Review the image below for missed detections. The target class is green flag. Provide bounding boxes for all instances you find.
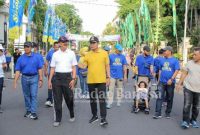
[135,10,142,44]
[170,0,177,37]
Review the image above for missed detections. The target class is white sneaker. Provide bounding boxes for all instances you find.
[81,95,86,99]
[117,102,121,107]
[53,122,60,127]
[69,117,75,122]
[45,101,53,107]
[86,94,90,99]
[0,106,3,113]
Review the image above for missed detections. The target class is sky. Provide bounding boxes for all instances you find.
[47,0,119,35]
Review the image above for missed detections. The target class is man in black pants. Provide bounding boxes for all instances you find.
[48,36,77,127]
[78,36,110,126]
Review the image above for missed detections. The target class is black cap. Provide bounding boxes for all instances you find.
[24,42,32,47]
[163,46,173,52]
[143,45,150,52]
[159,49,164,54]
[58,36,69,43]
[32,42,38,48]
[89,36,99,43]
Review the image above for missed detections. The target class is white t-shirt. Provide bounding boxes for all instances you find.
[0,55,6,78]
[137,88,148,93]
[51,49,77,73]
[183,60,200,93]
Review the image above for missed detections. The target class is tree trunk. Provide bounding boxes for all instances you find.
[194,8,198,28]
[189,8,193,31]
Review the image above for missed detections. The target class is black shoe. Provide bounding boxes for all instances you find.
[89,116,98,123]
[30,113,38,120]
[100,118,108,126]
[144,108,150,114]
[153,114,162,119]
[24,111,31,118]
[165,113,171,119]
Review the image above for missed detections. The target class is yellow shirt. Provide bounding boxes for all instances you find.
[84,49,109,84]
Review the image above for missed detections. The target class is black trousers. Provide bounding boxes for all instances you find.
[183,88,200,123]
[0,78,4,105]
[52,73,74,122]
[88,83,107,119]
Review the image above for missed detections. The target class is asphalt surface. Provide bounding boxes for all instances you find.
[0,73,199,135]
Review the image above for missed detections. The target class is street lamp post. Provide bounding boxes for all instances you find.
[4,21,8,49]
[183,0,189,64]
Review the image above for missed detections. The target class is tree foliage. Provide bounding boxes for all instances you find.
[0,0,4,7]
[116,0,200,50]
[103,22,119,35]
[55,4,82,34]
[79,31,93,48]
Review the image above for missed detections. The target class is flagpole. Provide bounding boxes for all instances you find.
[183,0,188,64]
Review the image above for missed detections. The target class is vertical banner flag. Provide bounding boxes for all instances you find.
[42,7,51,42]
[170,0,177,37]
[27,0,37,41]
[9,0,26,40]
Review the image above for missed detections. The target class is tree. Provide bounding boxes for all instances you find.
[79,31,93,48]
[55,4,82,34]
[103,22,119,35]
[116,0,200,51]
[33,0,48,43]
[0,0,4,7]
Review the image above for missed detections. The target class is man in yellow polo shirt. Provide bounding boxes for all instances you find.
[78,36,110,126]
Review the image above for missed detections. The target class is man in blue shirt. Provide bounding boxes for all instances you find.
[107,44,127,108]
[44,42,60,107]
[32,42,44,66]
[154,49,164,80]
[135,45,154,77]
[153,46,180,119]
[14,42,43,120]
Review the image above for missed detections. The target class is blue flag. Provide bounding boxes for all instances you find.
[9,0,26,39]
[42,7,52,42]
[27,0,37,41]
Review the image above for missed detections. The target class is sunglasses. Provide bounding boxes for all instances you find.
[90,42,97,44]
[24,45,31,48]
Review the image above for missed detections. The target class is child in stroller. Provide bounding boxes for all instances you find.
[132,76,150,114]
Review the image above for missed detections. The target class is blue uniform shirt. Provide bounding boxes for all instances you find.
[154,56,164,73]
[15,52,43,75]
[109,53,128,79]
[36,53,44,66]
[135,54,154,76]
[159,57,180,84]
[46,49,55,74]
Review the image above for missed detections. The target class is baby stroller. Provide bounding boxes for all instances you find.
[131,75,152,114]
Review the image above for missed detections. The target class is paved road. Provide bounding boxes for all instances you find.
[0,73,199,135]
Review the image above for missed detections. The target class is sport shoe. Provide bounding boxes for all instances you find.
[165,113,171,119]
[30,113,38,120]
[0,106,3,113]
[190,121,199,128]
[117,102,121,107]
[24,111,31,118]
[45,101,53,107]
[53,122,60,127]
[134,108,140,113]
[106,104,112,109]
[89,116,99,124]
[144,108,150,113]
[69,117,75,122]
[100,118,108,126]
[181,121,189,129]
[153,114,162,119]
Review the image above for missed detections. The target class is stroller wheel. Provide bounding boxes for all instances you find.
[145,111,150,114]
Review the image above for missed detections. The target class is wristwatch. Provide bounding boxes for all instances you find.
[72,78,76,81]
